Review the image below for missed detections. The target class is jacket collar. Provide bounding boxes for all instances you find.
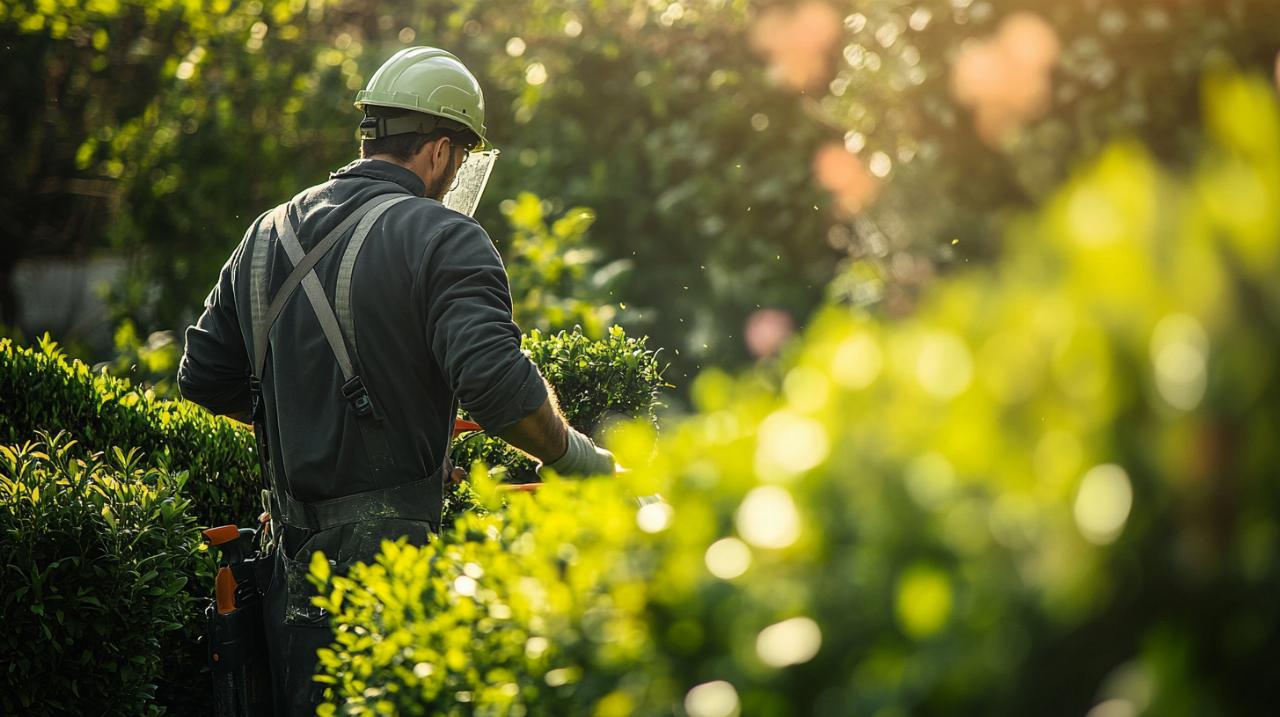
[330,158,427,197]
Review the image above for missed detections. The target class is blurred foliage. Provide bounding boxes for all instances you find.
[99,320,182,397]
[0,432,208,716]
[813,0,1280,313]
[313,74,1280,716]
[1,0,832,384]
[500,192,626,338]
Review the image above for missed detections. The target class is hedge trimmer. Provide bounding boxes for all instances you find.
[450,416,543,493]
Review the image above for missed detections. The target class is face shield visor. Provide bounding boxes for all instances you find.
[441,148,499,217]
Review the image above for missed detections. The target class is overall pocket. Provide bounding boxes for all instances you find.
[281,542,336,628]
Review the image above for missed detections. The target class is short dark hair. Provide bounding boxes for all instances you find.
[359,107,479,161]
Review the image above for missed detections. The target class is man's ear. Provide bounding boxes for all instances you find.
[409,136,444,169]
[434,136,454,166]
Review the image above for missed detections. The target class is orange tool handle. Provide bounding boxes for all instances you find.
[452,418,483,437]
[214,566,238,615]
[497,482,542,493]
[203,524,241,546]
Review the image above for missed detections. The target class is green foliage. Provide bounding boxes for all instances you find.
[501,192,626,339]
[103,320,183,398]
[0,433,206,716]
[447,326,665,517]
[0,335,261,527]
[315,74,1280,715]
[2,0,833,384]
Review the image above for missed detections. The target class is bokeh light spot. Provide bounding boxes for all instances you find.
[756,410,830,480]
[756,616,823,667]
[636,501,674,533]
[685,681,740,717]
[525,62,547,85]
[750,1,842,91]
[705,537,752,579]
[1150,314,1209,411]
[453,575,477,597]
[737,486,802,549]
[1074,464,1133,545]
[813,143,880,215]
[745,309,794,358]
[783,366,831,413]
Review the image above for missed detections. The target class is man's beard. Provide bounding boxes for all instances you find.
[426,165,457,200]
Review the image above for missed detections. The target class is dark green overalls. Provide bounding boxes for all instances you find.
[179,160,549,714]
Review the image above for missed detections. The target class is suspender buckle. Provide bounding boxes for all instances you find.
[249,376,264,420]
[341,376,375,417]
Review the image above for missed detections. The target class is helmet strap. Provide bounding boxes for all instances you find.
[360,112,458,140]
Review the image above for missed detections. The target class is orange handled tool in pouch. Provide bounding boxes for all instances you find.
[204,524,273,716]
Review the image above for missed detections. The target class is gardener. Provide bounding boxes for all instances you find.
[177,46,615,714]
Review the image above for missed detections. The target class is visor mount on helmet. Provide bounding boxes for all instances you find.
[359,115,386,141]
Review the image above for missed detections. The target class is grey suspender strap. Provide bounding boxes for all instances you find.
[247,191,439,532]
[251,193,406,380]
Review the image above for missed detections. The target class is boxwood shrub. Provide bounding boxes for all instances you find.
[0,336,261,527]
[1,324,665,710]
[3,325,665,526]
[449,326,666,486]
[0,433,208,716]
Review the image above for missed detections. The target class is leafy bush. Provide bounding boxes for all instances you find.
[0,335,261,528]
[0,324,663,712]
[501,192,628,339]
[0,433,206,716]
[449,326,666,489]
[313,74,1280,716]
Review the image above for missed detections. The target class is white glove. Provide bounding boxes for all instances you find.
[537,427,616,478]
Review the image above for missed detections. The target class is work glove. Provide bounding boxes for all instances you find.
[537,426,617,478]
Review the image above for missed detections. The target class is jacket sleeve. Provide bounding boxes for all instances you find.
[177,229,253,416]
[417,218,548,435]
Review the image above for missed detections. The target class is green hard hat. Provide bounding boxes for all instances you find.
[355,46,491,150]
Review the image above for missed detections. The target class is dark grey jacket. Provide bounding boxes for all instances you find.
[178,159,547,505]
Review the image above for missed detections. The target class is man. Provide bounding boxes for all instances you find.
[177,46,615,714]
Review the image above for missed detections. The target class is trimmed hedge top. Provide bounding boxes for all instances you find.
[449,326,666,488]
[1,336,261,527]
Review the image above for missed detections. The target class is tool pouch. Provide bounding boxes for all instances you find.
[208,554,274,716]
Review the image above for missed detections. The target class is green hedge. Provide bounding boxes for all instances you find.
[1,325,664,710]
[449,326,666,487]
[2,326,664,527]
[0,433,206,716]
[311,74,1280,716]
[0,336,261,528]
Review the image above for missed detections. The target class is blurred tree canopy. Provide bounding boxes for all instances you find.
[807,0,1280,311]
[0,0,834,385]
[2,0,1278,382]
